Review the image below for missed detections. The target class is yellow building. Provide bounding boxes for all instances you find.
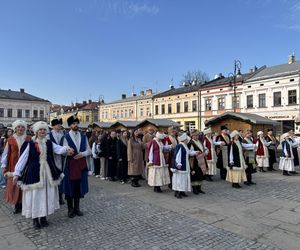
[50,100,100,125]
[153,85,201,131]
[100,89,154,122]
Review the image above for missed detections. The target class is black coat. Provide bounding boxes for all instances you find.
[187,140,205,182]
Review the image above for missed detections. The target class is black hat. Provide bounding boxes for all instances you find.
[51,118,63,127]
[67,113,80,127]
[221,125,228,131]
[267,128,273,132]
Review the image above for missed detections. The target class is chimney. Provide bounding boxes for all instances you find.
[20,88,25,93]
[140,90,145,96]
[83,101,87,105]
[88,99,92,104]
[121,94,126,99]
[146,89,152,95]
[288,53,295,64]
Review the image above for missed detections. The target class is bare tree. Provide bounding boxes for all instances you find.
[181,70,209,85]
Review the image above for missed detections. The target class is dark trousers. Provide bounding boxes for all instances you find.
[108,158,117,178]
[245,166,252,182]
[65,179,81,199]
[117,161,128,181]
[220,168,227,180]
[94,158,100,176]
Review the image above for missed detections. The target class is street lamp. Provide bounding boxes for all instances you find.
[228,60,242,112]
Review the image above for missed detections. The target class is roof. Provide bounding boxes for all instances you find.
[153,84,204,99]
[93,122,114,129]
[107,93,154,105]
[62,122,92,129]
[246,61,300,81]
[205,112,279,126]
[0,89,50,102]
[139,119,181,128]
[111,121,140,128]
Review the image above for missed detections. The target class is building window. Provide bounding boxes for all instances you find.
[33,110,38,118]
[161,104,165,114]
[17,109,22,118]
[146,107,150,116]
[184,121,195,131]
[192,100,197,112]
[155,105,159,115]
[25,110,30,118]
[86,116,90,122]
[40,110,44,118]
[116,110,119,118]
[140,108,143,117]
[121,110,124,118]
[176,102,180,113]
[205,98,212,111]
[247,95,253,108]
[218,97,225,110]
[124,110,128,118]
[288,90,297,105]
[232,95,240,109]
[168,104,172,114]
[273,92,281,106]
[7,109,12,118]
[94,115,98,122]
[0,108,4,117]
[258,94,266,107]
[184,102,188,112]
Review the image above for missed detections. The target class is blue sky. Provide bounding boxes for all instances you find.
[0,0,300,105]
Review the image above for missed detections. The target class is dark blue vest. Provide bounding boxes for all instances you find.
[20,140,62,186]
[281,140,292,158]
[172,144,187,171]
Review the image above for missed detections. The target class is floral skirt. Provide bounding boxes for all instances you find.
[226,169,247,183]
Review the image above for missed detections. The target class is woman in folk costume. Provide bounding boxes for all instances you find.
[1,120,31,214]
[227,130,255,188]
[216,125,231,180]
[203,127,224,181]
[255,131,272,172]
[187,130,207,195]
[147,132,172,193]
[242,130,256,185]
[171,133,199,199]
[163,126,178,189]
[13,121,74,229]
[287,130,300,174]
[127,128,144,187]
[279,132,299,176]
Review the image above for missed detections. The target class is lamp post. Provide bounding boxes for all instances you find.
[228,60,242,113]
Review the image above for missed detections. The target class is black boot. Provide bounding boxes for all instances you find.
[283,170,291,176]
[74,198,83,216]
[59,192,65,205]
[156,186,162,193]
[131,178,140,187]
[168,183,172,189]
[40,217,49,227]
[67,198,75,218]
[192,186,199,195]
[174,191,182,199]
[197,185,205,194]
[33,218,41,229]
[180,192,188,197]
[13,203,22,214]
[259,167,266,172]
[206,175,213,182]
[154,186,157,192]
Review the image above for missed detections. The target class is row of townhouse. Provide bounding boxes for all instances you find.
[0,88,51,127]
[99,55,300,133]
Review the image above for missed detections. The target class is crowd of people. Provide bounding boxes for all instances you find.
[0,116,300,229]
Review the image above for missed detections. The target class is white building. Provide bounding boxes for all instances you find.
[0,88,51,127]
[241,55,300,133]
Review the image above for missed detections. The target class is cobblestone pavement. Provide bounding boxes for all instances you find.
[1,168,300,250]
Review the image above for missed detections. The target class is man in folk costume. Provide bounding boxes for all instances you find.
[147,132,172,193]
[48,118,65,205]
[242,130,256,185]
[142,127,156,180]
[227,130,255,188]
[163,126,178,188]
[1,120,31,214]
[279,132,300,176]
[13,121,73,229]
[265,128,278,171]
[255,131,272,172]
[216,125,231,180]
[187,130,208,195]
[62,114,92,218]
[171,133,199,199]
[288,130,300,174]
[203,127,224,181]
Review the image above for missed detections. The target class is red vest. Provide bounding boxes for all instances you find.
[204,137,212,160]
